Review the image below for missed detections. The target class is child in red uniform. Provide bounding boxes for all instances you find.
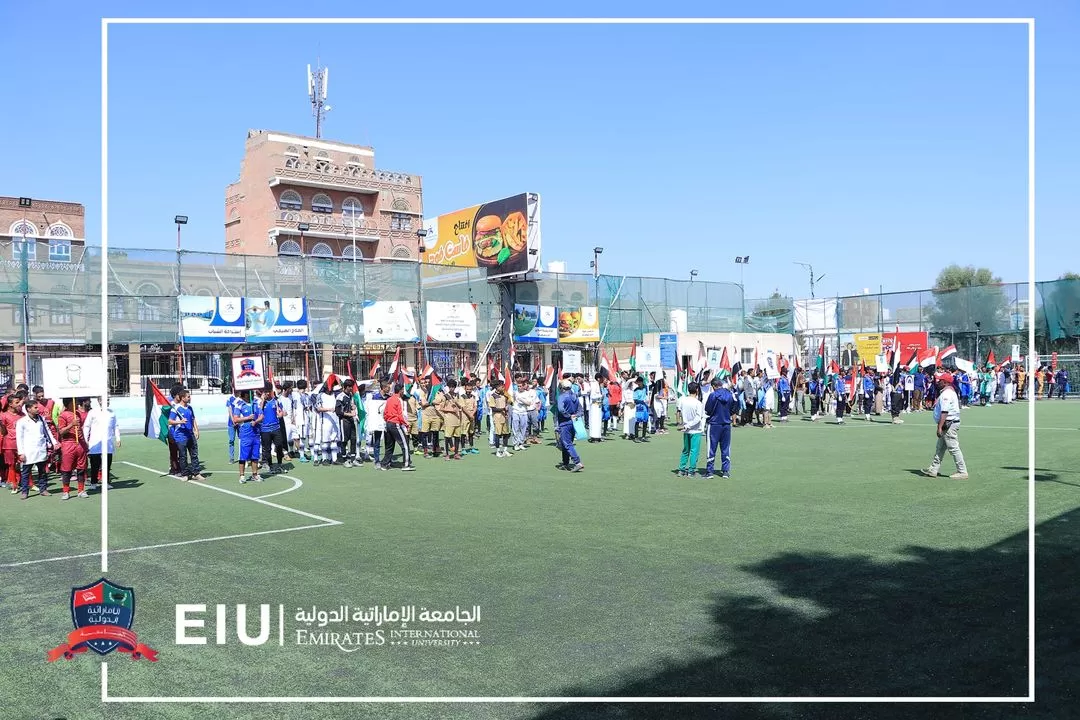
[56,398,89,499]
[1,392,25,493]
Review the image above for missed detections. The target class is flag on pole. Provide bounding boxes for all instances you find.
[695,341,707,375]
[905,348,920,373]
[753,344,759,371]
[817,339,826,377]
[420,363,433,378]
[600,349,611,376]
[610,350,621,375]
[986,350,996,368]
[1050,352,1057,370]
[849,368,859,404]
[629,341,637,373]
[793,350,801,371]
[919,346,939,369]
[143,378,171,444]
[427,370,443,403]
[937,345,957,365]
[347,360,356,383]
[510,341,517,369]
[543,365,554,388]
[388,348,401,383]
[267,363,275,387]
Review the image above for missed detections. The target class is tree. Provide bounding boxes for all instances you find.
[927,265,1011,334]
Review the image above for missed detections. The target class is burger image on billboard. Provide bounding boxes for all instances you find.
[474,215,508,266]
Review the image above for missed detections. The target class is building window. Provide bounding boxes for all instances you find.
[310,242,334,258]
[341,245,363,261]
[279,190,302,211]
[312,193,333,213]
[136,282,163,323]
[109,297,125,321]
[347,155,364,167]
[50,286,71,325]
[741,348,753,366]
[391,245,412,260]
[278,240,302,256]
[13,305,39,326]
[314,150,331,172]
[285,145,299,157]
[49,240,72,263]
[12,239,37,261]
[48,222,74,238]
[390,213,412,231]
[342,197,364,219]
[391,197,412,212]
[285,157,299,169]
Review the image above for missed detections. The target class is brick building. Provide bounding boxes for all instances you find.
[224,130,424,261]
[0,196,86,265]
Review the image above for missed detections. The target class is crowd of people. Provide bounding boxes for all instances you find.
[0,384,120,500]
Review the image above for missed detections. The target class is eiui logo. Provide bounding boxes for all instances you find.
[48,579,158,662]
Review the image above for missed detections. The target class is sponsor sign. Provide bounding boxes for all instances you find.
[423,193,542,279]
[636,347,662,373]
[178,296,246,343]
[231,355,266,391]
[512,304,558,344]
[562,350,582,374]
[557,307,600,344]
[244,297,310,343]
[425,302,477,343]
[361,301,419,343]
[659,333,679,368]
[854,333,882,364]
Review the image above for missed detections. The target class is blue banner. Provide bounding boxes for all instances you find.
[512,304,558,344]
[178,296,309,343]
[660,333,678,369]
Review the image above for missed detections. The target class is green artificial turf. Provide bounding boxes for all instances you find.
[0,400,1075,720]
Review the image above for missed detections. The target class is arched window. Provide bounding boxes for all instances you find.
[47,222,73,237]
[312,193,333,214]
[9,220,37,260]
[284,145,299,157]
[136,281,163,323]
[341,245,363,261]
[279,190,302,210]
[347,154,364,166]
[391,245,412,260]
[310,242,334,258]
[8,220,36,237]
[342,197,364,220]
[391,197,412,212]
[314,150,331,172]
[278,240,302,256]
[285,156,299,169]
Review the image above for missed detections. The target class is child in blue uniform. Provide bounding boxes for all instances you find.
[232,390,263,484]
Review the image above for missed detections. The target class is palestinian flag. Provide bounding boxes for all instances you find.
[678,371,689,398]
[829,359,839,376]
[719,347,732,375]
[144,378,171,444]
[753,344,759,371]
[817,339,826,377]
[428,370,443,403]
[629,341,637,373]
[695,341,708,376]
[987,350,996,368]
[1050,351,1057,370]
[905,348,920,373]
[420,363,434,378]
[849,369,859,404]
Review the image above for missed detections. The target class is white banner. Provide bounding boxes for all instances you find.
[562,350,582,374]
[41,357,106,399]
[425,302,477,343]
[636,346,662,373]
[875,354,890,372]
[1011,344,1021,362]
[231,355,267,391]
[707,349,723,372]
[763,349,780,378]
[794,298,838,331]
[362,301,419,343]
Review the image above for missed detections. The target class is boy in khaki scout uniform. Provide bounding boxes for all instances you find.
[459,380,478,455]
[488,379,512,458]
[438,379,463,460]
[420,376,443,458]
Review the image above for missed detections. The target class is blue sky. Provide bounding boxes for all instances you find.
[3,1,1077,300]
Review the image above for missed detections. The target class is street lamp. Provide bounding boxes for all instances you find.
[173,215,189,383]
[174,215,188,253]
[417,228,430,367]
[974,321,981,365]
[297,222,310,255]
[734,255,749,292]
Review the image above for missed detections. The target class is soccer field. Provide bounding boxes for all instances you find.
[1,401,1075,719]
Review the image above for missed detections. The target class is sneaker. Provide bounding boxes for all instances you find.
[922,468,939,478]
[402,465,416,472]
[454,453,462,460]
[10,487,18,494]
[253,475,264,483]
[704,473,715,480]
[503,450,514,457]
[21,491,29,499]
[239,476,247,484]
[39,490,51,496]
[313,460,322,467]
[721,473,730,479]
[169,474,185,480]
[375,464,388,471]
[61,492,70,500]
[77,491,89,499]
[950,472,969,480]
[572,463,584,472]
[343,459,354,468]
[193,474,207,481]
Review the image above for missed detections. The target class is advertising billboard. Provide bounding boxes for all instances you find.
[512,304,558,344]
[882,331,930,359]
[424,192,542,279]
[425,301,477,343]
[244,297,310,343]
[361,301,419,343]
[557,306,600,343]
[178,296,246,343]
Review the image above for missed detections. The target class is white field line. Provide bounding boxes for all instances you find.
[198,470,304,499]
[0,465,339,568]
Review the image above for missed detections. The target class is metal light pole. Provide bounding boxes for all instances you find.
[735,256,748,328]
[417,228,429,371]
[592,247,603,372]
[18,198,32,385]
[974,322,981,365]
[174,215,188,383]
[688,269,698,327]
[793,261,825,300]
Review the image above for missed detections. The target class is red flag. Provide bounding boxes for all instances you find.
[267,364,275,386]
[719,347,731,373]
[420,363,434,378]
[611,349,621,374]
[937,345,957,364]
[829,359,839,374]
[543,365,554,388]
[779,353,787,372]
[486,355,495,381]
[368,359,381,378]
[510,341,517,369]
[629,341,637,371]
[793,351,800,370]
[1051,352,1058,370]
[987,350,996,367]
[753,345,759,371]
[849,369,859,404]
[388,348,401,382]
[347,360,356,382]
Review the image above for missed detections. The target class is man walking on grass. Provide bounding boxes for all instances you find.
[555,379,584,472]
[923,372,968,480]
[703,375,735,479]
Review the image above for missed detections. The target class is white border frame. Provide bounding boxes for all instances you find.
[99,15,1036,705]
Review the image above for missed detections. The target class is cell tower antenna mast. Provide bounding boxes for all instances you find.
[307,60,330,138]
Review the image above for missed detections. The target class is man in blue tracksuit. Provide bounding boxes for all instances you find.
[556,379,583,472]
[703,375,735,479]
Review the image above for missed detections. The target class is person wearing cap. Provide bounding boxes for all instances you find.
[923,371,968,479]
[703,374,735,479]
[555,378,584,471]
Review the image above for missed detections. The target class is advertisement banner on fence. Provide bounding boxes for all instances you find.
[178,296,246,343]
[882,331,929,358]
[854,333,882,363]
[41,357,106,399]
[557,306,600,343]
[244,298,310,343]
[231,355,266,391]
[362,301,419,343]
[425,192,542,280]
[512,304,558,344]
[425,302,477,343]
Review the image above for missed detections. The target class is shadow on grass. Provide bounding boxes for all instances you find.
[529,509,1078,719]
[1001,466,1078,487]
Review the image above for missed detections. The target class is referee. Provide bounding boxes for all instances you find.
[922,372,969,479]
